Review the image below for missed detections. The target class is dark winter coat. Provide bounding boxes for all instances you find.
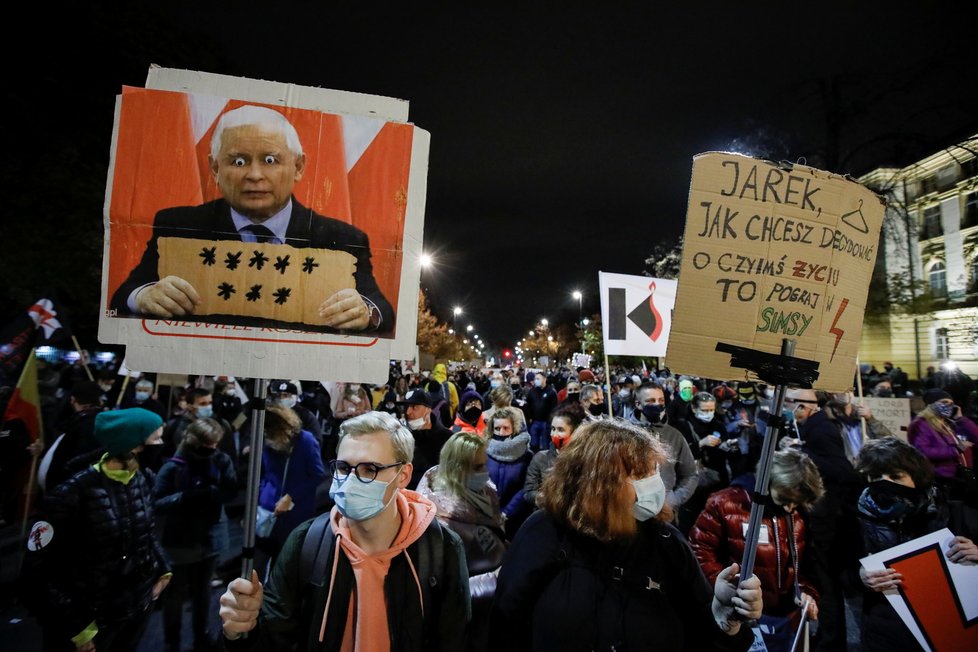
[856,480,948,652]
[490,510,755,652]
[259,430,327,545]
[486,433,533,532]
[153,448,238,560]
[22,461,170,643]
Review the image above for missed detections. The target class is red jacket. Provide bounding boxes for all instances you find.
[688,480,819,616]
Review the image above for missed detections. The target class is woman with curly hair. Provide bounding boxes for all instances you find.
[490,418,763,652]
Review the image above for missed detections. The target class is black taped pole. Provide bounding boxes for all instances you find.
[240,378,268,580]
[739,338,794,583]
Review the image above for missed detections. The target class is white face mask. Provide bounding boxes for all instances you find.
[632,473,666,521]
[534,378,543,387]
[277,396,297,409]
[407,416,427,429]
[135,391,151,402]
[694,409,714,422]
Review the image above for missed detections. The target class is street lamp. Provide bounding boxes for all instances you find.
[540,318,549,327]
[420,253,433,269]
[467,324,474,332]
[453,306,462,330]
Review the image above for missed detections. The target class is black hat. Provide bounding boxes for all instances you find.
[271,381,298,395]
[397,389,432,408]
[922,388,952,404]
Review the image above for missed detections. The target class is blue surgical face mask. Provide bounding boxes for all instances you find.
[466,471,490,492]
[329,475,397,521]
[135,391,151,402]
[490,380,501,389]
[277,396,298,409]
[195,405,213,419]
[694,409,714,422]
[932,402,955,418]
[632,473,666,521]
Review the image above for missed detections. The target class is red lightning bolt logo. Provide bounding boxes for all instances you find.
[829,298,849,362]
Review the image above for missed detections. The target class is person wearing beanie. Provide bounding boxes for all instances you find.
[909,387,977,480]
[667,378,697,433]
[453,390,487,436]
[22,407,172,652]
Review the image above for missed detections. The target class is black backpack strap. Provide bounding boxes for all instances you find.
[301,512,335,587]
[416,519,445,612]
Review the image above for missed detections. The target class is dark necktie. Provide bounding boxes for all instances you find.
[242,224,276,243]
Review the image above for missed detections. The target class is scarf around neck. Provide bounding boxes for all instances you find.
[487,431,530,462]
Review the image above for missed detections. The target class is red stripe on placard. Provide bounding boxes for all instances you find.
[888,543,978,651]
[140,320,379,347]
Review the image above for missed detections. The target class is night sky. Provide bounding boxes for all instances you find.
[8,3,978,354]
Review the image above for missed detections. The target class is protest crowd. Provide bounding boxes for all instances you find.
[1,353,975,652]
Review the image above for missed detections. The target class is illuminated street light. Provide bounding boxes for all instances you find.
[540,318,549,327]
[420,253,433,268]
[453,306,462,330]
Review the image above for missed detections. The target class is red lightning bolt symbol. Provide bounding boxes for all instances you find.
[829,298,849,362]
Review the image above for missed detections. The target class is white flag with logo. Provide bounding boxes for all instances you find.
[599,272,676,357]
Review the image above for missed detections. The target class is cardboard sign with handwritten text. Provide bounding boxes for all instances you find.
[668,152,885,391]
[158,237,356,325]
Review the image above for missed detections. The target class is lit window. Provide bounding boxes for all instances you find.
[929,262,947,298]
[935,327,949,360]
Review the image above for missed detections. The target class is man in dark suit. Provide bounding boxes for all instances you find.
[110,105,393,333]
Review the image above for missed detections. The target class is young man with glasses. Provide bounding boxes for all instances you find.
[219,411,470,651]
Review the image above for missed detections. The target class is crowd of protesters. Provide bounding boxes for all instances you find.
[3,354,977,651]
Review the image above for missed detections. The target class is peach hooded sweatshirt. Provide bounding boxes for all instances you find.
[323,489,436,651]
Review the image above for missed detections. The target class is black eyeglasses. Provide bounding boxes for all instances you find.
[328,460,404,484]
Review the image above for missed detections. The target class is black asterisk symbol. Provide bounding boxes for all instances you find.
[246,285,262,302]
[302,256,319,274]
[249,250,269,270]
[225,250,243,270]
[217,282,236,300]
[274,255,291,274]
[273,287,291,305]
[199,247,217,266]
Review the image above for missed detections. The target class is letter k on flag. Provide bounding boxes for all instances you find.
[599,272,676,357]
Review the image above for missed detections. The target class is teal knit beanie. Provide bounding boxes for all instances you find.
[94,408,164,456]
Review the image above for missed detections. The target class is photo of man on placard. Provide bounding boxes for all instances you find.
[108,100,403,335]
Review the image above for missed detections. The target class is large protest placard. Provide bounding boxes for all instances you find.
[599,272,677,357]
[98,68,429,383]
[668,153,885,390]
[861,528,978,651]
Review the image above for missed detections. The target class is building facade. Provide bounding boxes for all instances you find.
[858,135,978,381]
